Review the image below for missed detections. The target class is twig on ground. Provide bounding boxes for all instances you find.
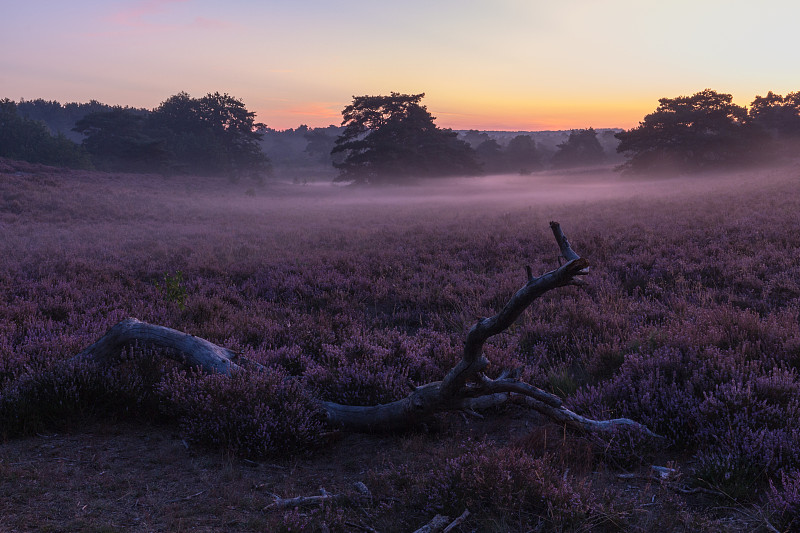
[165,490,206,504]
[265,488,343,510]
[413,514,451,533]
[672,485,726,497]
[616,465,678,481]
[264,482,372,511]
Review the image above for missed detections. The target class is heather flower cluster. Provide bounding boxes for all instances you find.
[769,469,800,529]
[0,349,164,438]
[363,438,603,531]
[158,368,326,457]
[433,441,593,528]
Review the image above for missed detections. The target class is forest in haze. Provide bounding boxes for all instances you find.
[2,87,800,532]
[1,93,622,183]
[5,88,799,185]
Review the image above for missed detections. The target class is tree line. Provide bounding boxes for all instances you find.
[330,93,618,184]
[1,93,270,179]
[331,89,800,182]
[0,99,93,169]
[1,88,799,181]
[75,92,270,179]
[616,88,800,174]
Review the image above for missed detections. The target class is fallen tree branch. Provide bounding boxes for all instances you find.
[617,465,678,481]
[75,222,661,439]
[439,224,588,398]
[471,373,561,407]
[512,396,664,438]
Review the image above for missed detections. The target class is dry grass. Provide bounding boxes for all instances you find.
[0,414,774,532]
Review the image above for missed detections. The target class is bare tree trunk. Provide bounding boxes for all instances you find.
[76,222,661,438]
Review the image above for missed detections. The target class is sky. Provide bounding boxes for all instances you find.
[1,0,799,131]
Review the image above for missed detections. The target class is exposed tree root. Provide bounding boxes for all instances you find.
[75,222,662,439]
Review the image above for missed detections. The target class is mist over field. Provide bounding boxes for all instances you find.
[3,157,800,530]
[2,161,777,264]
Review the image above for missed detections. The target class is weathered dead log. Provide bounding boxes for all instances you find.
[319,221,631,434]
[75,318,242,374]
[512,396,663,438]
[75,222,661,438]
[74,318,268,373]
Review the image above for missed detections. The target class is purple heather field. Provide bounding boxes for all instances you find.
[2,157,800,530]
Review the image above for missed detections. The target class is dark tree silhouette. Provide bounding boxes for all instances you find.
[0,99,91,168]
[551,128,605,169]
[475,138,504,173]
[506,134,542,174]
[74,108,167,172]
[332,93,479,184]
[615,89,751,173]
[150,92,271,179]
[749,91,800,138]
[461,129,491,149]
[17,99,116,142]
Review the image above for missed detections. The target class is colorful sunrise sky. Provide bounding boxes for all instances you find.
[2,0,798,131]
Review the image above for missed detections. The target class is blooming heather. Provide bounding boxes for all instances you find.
[2,158,800,504]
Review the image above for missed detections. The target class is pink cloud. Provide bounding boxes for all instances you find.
[107,0,190,28]
[98,0,232,35]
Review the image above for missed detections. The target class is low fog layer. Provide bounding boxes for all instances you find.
[210,165,792,217]
[2,160,797,267]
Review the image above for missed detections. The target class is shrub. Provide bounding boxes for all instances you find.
[155,270,187,310]
[430,441,593,530]
[303,335,415,405]
[0,349,163,439]
[769,469,800,530]
[570,346,707,447]
[158,368,326,458]
[694,449,766,502]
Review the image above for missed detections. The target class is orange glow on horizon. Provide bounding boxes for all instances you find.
[5,2,799,135]
[260,96,654,132]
